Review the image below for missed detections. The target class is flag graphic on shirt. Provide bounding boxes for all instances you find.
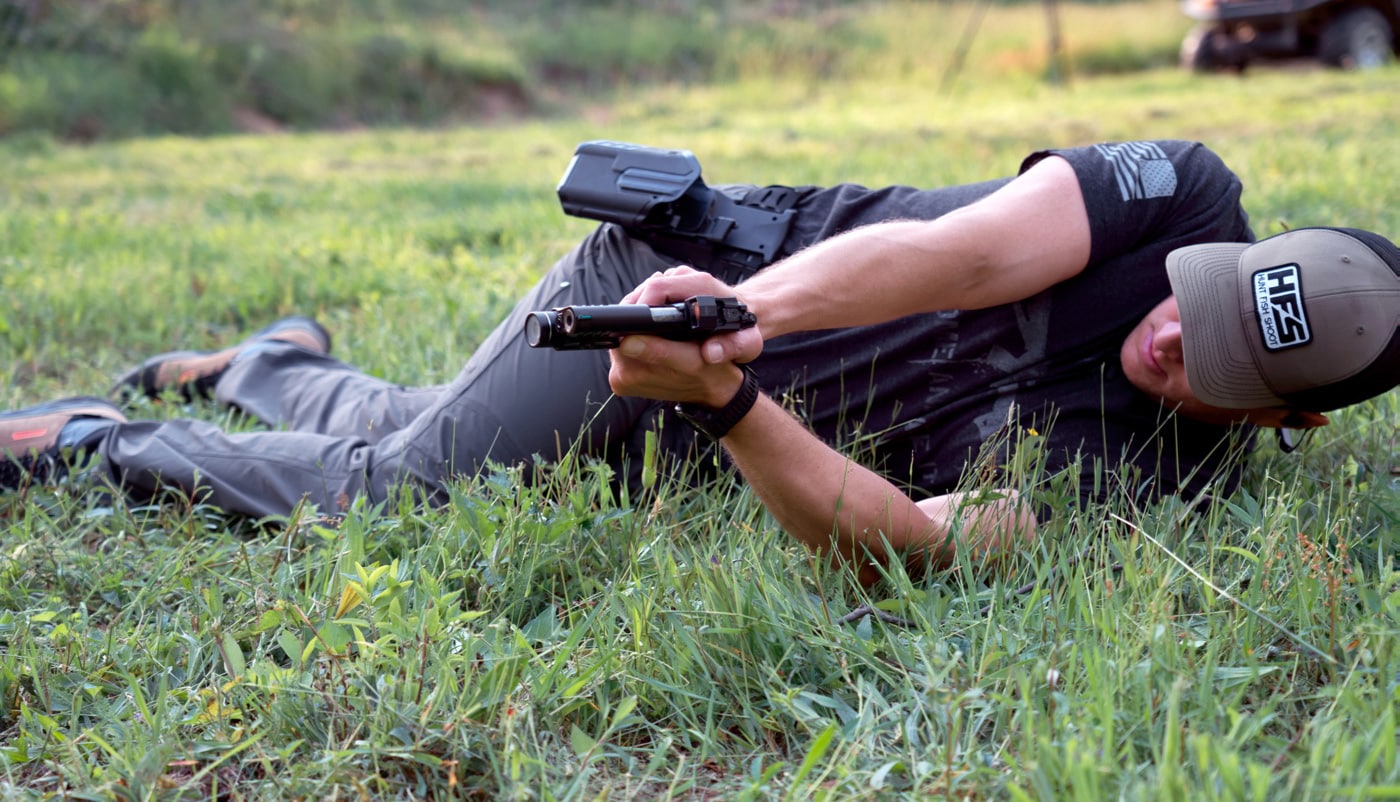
[1094,142,1178,201]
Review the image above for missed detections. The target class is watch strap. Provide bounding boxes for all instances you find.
[674,364,761,440]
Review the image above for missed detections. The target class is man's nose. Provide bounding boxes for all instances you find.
[1155,321,1184,362]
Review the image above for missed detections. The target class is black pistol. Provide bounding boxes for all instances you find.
[525,295,756,351]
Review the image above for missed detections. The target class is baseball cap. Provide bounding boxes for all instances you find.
[1165,226,1400,412]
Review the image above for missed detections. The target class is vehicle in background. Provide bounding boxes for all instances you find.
[1180,0,1399,70]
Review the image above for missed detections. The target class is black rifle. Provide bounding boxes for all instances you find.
[525,295,756,351]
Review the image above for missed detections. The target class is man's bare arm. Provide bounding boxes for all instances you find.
[628,154,1091,357]
[720,394,1036,586]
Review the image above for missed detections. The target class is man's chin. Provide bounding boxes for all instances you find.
[1172,400,1254,427]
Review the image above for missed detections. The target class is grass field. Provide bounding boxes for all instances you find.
[2,3,1399,798]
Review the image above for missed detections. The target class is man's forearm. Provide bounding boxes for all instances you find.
[719,395,1037,583]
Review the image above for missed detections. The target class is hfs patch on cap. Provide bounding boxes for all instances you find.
[1252,262,1311,351]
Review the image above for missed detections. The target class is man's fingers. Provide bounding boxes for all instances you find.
[621,330,761,367]
[622,271,760,364]
[617,336,645,359]
[609,335,715,403]
[632,271,736,306]
[616,334,704,369]
[701,328,764,365]
[619,284,649,305]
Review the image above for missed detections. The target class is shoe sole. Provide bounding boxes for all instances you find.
[1,396,126,453]
[0,396,125,488]
[0,396,128,425]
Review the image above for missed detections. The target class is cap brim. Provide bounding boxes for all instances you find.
[1166,242,1288,409]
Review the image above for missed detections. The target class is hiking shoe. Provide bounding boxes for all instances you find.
[111,316,331,401]
[0,397,126,490]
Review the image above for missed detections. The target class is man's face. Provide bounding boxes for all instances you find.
[1119,295,1255,425]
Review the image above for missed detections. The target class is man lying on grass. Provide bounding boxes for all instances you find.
[3,140,1397,583]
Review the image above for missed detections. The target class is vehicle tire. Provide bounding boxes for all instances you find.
[1318,7,1394,68]
[1181,24,1241,71]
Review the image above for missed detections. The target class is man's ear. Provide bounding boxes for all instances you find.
[1249,408,1330,429]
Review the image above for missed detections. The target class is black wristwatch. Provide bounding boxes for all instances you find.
[674,365,761,440]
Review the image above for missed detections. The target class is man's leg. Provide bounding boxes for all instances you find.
[109,314,442,445]
[213,345,444,445]
[97,225,695,518]
[100,420,382,518]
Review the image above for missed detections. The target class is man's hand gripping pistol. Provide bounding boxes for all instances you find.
[524,295,756,351]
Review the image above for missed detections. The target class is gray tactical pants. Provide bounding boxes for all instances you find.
[98,224,706,519]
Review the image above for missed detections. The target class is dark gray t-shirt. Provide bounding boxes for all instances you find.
[747,140,1256,505]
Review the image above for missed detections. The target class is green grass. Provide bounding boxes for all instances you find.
[1,0,1197,140]
[1,12,1399,801]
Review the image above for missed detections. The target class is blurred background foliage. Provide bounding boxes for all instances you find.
[0,0,1186,141]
